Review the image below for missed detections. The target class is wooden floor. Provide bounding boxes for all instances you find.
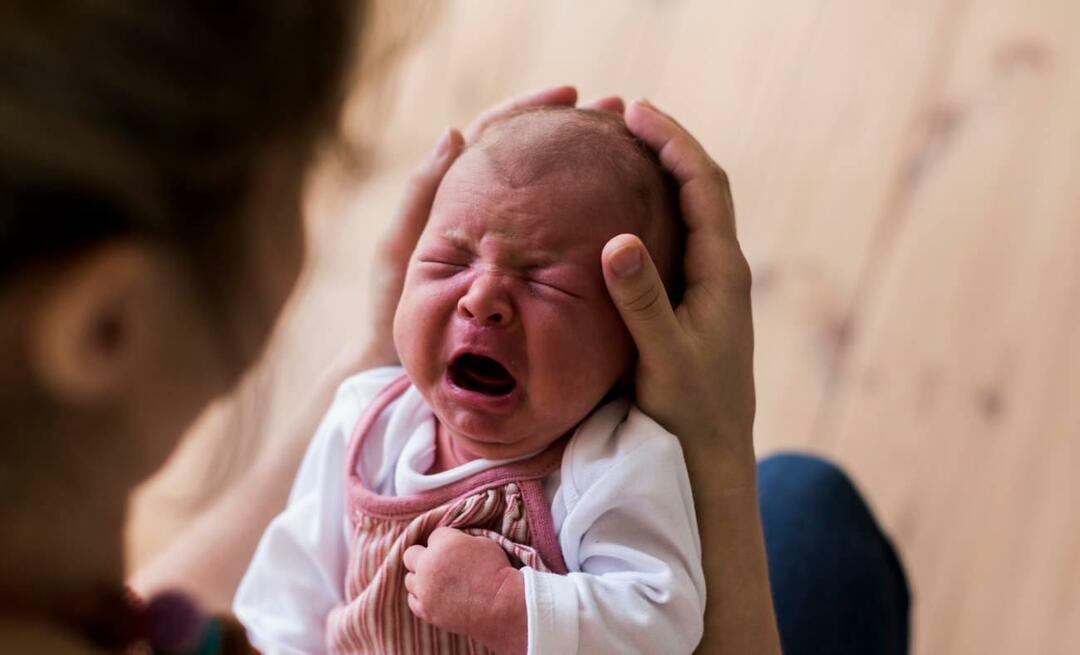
[129,1,1080,652]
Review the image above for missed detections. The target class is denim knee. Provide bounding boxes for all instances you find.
[758,452,911,655]
[759,452,872,528]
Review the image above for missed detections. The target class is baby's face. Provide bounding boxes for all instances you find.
[394,149,637,460]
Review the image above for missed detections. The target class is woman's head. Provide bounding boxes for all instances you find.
[0,1,362,487]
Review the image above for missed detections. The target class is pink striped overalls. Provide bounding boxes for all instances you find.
[325,376,570,654]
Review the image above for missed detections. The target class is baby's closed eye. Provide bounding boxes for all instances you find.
[524,263,594,299]
[417,241,472,268]
[416,252,588,300]
[417,249,471,277]
[526,275,583,299]
[419,258,468,269]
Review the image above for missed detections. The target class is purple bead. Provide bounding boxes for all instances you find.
[144,590,208,651]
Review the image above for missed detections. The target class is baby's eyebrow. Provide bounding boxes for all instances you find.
[437,231,473,252]
[507,248,558,269]
[431,232,483,261]
[438,229,559,270]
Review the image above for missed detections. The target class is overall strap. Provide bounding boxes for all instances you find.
[517,476,570,574]
[343,374,412,493]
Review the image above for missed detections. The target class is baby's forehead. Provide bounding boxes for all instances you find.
[473,107,656,192]
[431,107,680,291]
[431,161,630,254]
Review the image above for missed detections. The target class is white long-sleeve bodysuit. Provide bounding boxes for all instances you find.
[234,367,705,654]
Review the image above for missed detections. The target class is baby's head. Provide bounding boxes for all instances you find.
[394,107,681,460]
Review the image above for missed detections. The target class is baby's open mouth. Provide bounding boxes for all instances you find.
[449,353,517,396]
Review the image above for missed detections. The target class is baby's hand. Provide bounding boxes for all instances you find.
[403,527,527,655]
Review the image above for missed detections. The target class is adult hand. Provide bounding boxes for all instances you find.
[604,100,780,655]
[601,99,756,490]
[357,85,626,370]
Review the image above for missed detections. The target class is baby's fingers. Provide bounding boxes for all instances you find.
[426,526,463,549]
[407,592,428,622]
[403,544,426,572]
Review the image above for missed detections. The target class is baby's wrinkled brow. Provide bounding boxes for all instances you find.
[438,228,560,270]
[437,229,473,252]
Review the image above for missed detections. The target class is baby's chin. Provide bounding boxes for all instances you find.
[456,430,556,461]
[428,401,564,461]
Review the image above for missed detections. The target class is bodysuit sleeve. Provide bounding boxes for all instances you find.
[521,404,706,655]
[232,366,404,655]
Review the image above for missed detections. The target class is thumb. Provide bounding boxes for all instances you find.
[601,234,681,358]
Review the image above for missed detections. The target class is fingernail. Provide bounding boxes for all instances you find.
[634,97,656,110]
[434,127,454,157]
[609,244,642,278]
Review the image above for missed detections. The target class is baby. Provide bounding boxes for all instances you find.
[235,107,705,654]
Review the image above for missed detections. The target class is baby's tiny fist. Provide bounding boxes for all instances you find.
[402,528,527,654]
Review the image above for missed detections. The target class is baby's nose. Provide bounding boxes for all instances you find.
[458,274,515,327]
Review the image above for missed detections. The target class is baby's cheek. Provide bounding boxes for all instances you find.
[531,304,632,399]
[582,328,634,384]
[397,284,451,382]
[589,301,636,364]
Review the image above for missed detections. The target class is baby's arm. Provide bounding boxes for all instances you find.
[525,407,706,654]
[403,406,705,655]
[233,368,401,654]
[403,528,528,655]
[232,408,349,653]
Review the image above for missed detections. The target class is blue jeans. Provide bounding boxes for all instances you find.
[759,453,911,655]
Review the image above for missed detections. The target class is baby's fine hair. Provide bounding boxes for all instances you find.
[472,106,685,301]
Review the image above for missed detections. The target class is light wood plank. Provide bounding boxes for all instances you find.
[816,0,1080,652]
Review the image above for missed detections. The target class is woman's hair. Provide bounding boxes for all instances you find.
[0,0,363,283]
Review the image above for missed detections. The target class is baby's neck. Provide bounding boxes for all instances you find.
[429,421,481,474]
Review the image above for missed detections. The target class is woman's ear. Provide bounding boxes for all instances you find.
[26,243,161,406]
